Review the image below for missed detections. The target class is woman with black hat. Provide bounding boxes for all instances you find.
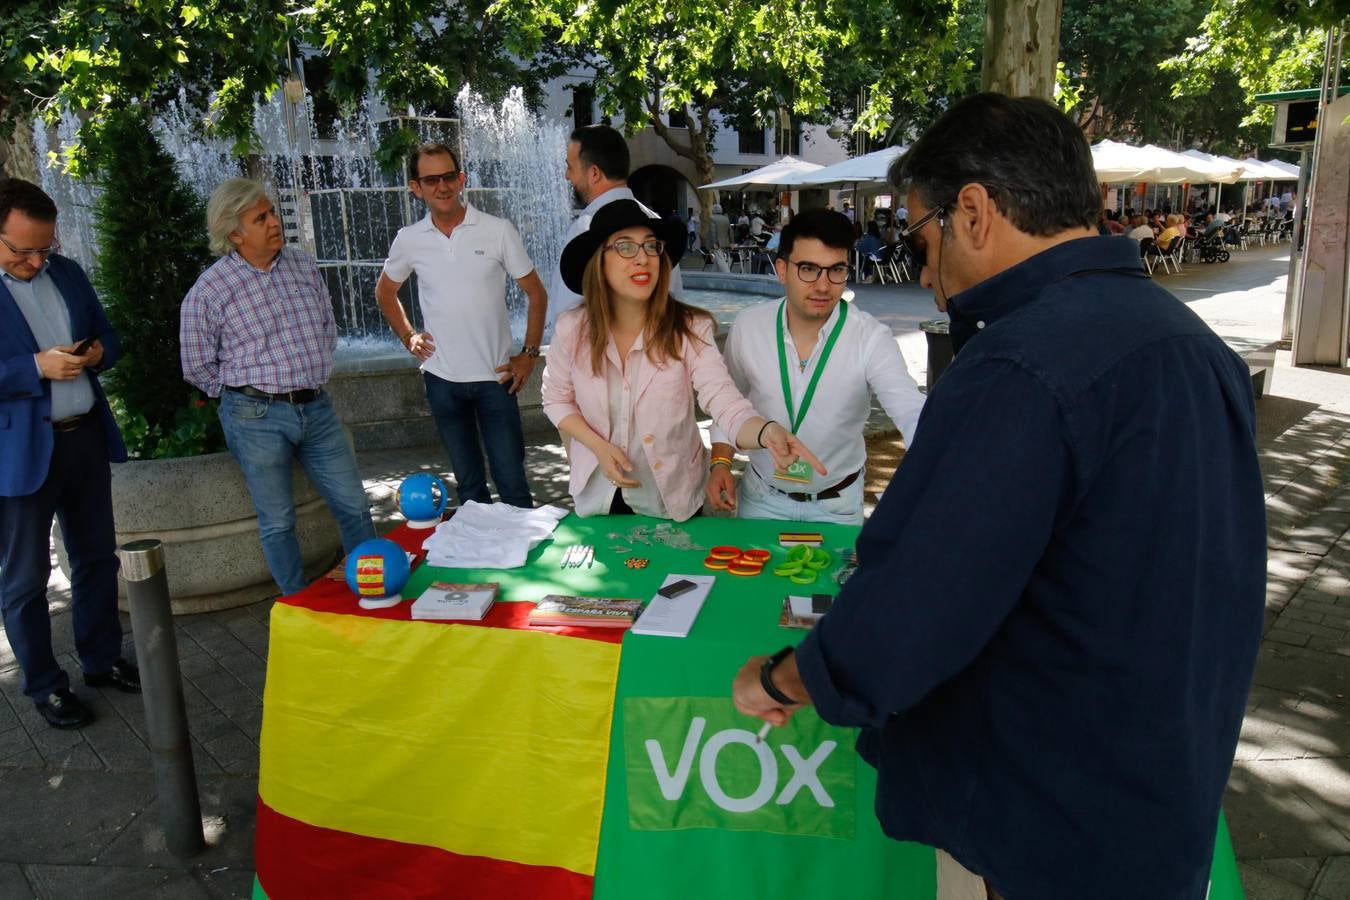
[542,200,824,521]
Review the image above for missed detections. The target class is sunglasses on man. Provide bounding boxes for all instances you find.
[898,202,952,270]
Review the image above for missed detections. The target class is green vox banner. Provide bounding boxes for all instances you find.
[623,697,856,839]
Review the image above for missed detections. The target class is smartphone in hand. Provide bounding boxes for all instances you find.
[72,336,97,356]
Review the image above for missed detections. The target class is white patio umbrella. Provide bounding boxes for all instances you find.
[1139,144,1243,183]
[1091,140,1156,182]
[1242,159,1296,180]
[701,155,824,191]
[792,145,906,186]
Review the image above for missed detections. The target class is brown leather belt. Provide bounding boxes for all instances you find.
[52,411,95,433]
[226,385,322,404]
[765,468,861,502]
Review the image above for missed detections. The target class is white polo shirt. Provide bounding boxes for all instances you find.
[709,298,926,494]
[382,204,535,382]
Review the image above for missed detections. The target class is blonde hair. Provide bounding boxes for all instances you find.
[577,244,711,376]
[1165,214,1181,226]
[206,178,271,256]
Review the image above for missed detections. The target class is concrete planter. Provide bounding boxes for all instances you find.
[57,451,340,615]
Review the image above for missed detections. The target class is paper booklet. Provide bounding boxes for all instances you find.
[631,574,716,638]
[779,594,834,630]
[411,582,499,621]
[529,595,643,629]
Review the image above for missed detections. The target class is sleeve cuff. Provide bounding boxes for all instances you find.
[795,623,885,728]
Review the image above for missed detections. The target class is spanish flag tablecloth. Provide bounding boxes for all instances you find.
[253,514,1245,899]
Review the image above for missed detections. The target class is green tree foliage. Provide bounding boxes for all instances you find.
[495,0,959,239]
[88,106,223,459]
[35,1,298,163]
[0,2,56,178]
[1163,1,1335,137]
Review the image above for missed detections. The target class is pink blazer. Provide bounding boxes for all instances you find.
[542,308,758,521]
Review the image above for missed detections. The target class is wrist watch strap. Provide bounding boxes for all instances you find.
[759,646,800,705]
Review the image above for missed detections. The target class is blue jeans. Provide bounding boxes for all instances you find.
[423,374,533,508]
[217,390,375,595]
[0,424,122,701]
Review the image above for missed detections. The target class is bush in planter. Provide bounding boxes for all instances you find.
[87,105,225,459]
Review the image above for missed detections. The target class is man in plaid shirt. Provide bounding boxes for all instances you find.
[181,178,374,596]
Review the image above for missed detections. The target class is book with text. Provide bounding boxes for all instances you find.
[529,595,643,629]
[411,582,499,621]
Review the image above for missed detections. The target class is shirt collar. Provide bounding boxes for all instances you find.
[947,236,1145,352]
[1,256,52,284]
[583,187,634,216]
[227,247,284,273]
[417,202,479,233]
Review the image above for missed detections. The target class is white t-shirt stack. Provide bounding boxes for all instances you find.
[421,501,569,569]
[382,204,535,383]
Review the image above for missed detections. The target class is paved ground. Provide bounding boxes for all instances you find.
[1,241,1346,898]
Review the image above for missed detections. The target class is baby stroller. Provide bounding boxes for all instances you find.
[1194,229,1230,264]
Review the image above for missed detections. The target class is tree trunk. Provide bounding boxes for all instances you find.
[2,112,41,182]
[645,98,718,248]
[982,0,1063,100]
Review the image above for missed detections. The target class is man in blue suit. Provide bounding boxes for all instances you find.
[0,178,139,729]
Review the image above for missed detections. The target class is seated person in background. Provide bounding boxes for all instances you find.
[753,226,782,274]
[1104,209,1125,235]
[1156,214,1182,251]
[1201,213,1223,237]
[854,221,886,281]
[1127,215,1155,243]
[707,210,924,525]
[542,200,824,521]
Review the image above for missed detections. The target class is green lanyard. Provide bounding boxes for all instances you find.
[776,299,848,433]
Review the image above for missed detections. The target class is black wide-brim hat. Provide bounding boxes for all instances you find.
[559,199,687,295]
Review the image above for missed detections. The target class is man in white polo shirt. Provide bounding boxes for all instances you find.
[375,142,547,508]
[706,209,925,525]
[550,125,683,319]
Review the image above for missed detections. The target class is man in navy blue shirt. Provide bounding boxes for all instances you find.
[732,94,1265,899]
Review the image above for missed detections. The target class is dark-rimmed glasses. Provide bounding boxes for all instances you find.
[415,170,460,188]
[0,233,60,260]
[604,239,665,258]
[899,201,953,269]
[787,260,850,284]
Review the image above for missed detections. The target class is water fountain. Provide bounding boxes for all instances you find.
[35,84,574,450]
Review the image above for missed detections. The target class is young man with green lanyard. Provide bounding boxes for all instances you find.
[706,209,924,524]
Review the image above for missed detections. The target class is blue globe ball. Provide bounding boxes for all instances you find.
[344,538,411,604]
[397,473,449,525]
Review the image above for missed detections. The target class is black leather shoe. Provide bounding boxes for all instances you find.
[84,658,141,694]
[35,689,93,729]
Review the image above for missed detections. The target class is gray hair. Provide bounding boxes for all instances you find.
[206,177,272,256]
[711,203,723,214]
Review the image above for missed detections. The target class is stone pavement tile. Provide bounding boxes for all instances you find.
[1268,550,1326,616]
[0,863,36,900]
[1312,855,1350,899]
[1251,643,1350,704]
[189,735,226,777]
[201,728,259,776]
[195,866,256,900]
[1245,856,1323,889]
[1227,758,1350,859]
[212,650,267,697]
[94,774,257,872]
[0,722,38,763]
[24,864,211,899]
[0,770,155,865]
[1236,686,1348,762]
[1239,863,1314,900]
[79,694,151,771]
[182,666,260,719]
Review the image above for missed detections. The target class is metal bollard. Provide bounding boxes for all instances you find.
[117,539,205,858]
